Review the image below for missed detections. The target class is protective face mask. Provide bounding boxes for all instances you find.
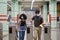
[21,16,23,19]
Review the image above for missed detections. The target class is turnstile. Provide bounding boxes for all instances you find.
[27,26,33,40]
[27,23,33,40]
[44,23,51,40]
[9,23,17,40]
[9,26,17,40]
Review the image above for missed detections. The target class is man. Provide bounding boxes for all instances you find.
[32,10,43,40]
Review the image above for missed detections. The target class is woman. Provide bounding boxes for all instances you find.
[19,13,27,40]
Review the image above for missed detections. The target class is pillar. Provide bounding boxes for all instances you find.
[9,0,19,40]
[0,0,9,40]
[49,0,57,40]
[43,2,51,40]
[11,0,19,23]
[43,3,48,24]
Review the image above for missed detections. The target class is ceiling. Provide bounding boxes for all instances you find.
[7,0,49,11]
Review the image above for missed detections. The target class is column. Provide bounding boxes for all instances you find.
[43,3,48,40]
[17,2,22,23]
[43,2,51,40]
[0,0,9,40]
[11,0,19,23]
[9,0,19,40]
[49,0,57,40]
[43,3,48,24]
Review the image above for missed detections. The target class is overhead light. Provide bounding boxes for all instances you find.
[7,3,11,7]
[31,0,35,10]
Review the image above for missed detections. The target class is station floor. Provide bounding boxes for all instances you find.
[3,22,60,40]
[3,28,44,40]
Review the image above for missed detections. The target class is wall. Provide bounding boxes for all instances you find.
[57,3,60,16]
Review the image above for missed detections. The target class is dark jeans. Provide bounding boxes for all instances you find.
[19,31,25,40]
[19,26,26,40]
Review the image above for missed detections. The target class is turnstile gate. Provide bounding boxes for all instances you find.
[9,23,17,40]
[27,22,33,40]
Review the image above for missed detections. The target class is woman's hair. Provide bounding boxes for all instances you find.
[19,14,27,20]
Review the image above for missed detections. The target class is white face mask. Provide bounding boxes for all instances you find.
[21,16,23,19]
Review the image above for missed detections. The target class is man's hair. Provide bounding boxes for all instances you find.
[35,10,40,14]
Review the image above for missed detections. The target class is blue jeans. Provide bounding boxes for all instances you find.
[19,26,26,40]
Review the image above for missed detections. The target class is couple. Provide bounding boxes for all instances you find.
[18,10,43,40]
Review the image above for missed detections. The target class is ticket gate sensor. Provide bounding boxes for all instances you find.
[27,27,30,34]
[44,27,48,33]
[9,27,12,34]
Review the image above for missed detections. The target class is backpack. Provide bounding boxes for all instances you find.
[34,16,43,27]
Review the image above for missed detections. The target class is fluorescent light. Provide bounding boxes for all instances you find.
[7,3,11,7]
[31,0,35,10]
